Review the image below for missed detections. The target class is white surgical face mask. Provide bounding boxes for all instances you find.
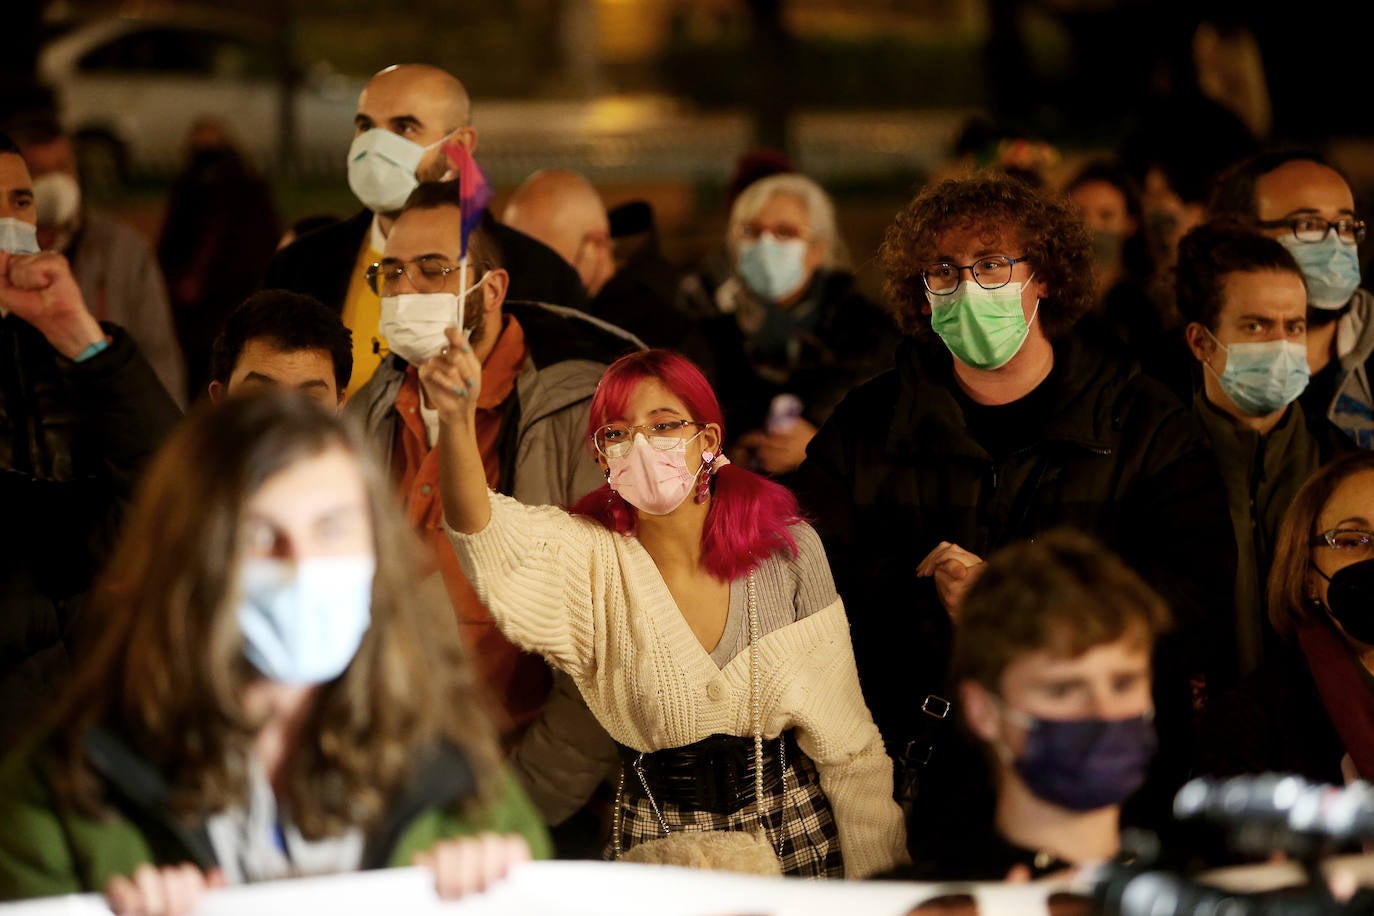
[237,555,376,685]
[346,129,434,214]
[32,171,81,229]
[0,217,39,255]
[377,274,489,365]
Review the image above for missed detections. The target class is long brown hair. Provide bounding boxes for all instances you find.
[1268,451,1374,638]
[49,393,502,838]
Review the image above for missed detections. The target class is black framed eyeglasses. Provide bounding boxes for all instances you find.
[921,255,1029,296]
[1310,528,1374,554]
[365,256,462,296]
[1256,216,1366,246]
[592,420,705,459]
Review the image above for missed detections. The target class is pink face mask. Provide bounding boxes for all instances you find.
[607,432,704,516]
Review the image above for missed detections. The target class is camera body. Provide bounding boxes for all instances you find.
[1092,776,1374,915]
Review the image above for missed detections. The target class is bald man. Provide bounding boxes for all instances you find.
[503,169,615,297]
[503,168,700,355]
[263,64,585,397]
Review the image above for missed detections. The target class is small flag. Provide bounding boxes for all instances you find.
[441,140,493,259]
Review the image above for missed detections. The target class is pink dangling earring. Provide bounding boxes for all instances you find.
[696,452,715,504]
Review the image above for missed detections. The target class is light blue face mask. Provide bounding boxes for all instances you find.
[0,217,39,255]
[237,555,376,685]
[1205,331,1311,417]
[1279,235,1361,310]
[737,234,808,301]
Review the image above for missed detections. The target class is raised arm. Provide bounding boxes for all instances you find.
[421,325,493,534]
[422,327,602,675]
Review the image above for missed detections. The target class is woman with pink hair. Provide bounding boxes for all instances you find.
[421,341,907,878]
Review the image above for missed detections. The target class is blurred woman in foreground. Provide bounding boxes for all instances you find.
[0,393,548,912]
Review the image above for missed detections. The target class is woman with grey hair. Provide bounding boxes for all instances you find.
[686,173,898,474]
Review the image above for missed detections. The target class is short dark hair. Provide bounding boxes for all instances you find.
[1209,150,1341,221]
[878,172,1096,339]
[399,181,502,275]
[0,132,21,157]
[1174,221,1306,330]
[951,529,1171,693]
[210,290,353,393]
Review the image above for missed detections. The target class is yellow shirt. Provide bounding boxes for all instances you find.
[340,218,386,399]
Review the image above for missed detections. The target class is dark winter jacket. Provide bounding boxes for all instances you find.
[791,333,1235,853]
[0,321,181,751]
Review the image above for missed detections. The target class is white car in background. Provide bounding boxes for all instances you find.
[39,10,362,187]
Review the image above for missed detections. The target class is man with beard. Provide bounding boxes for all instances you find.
[1210,151,1373,449]
[265,64,584,397]
[346,181,641,849]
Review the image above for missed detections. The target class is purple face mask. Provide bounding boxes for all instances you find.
[1002,705,1156,811]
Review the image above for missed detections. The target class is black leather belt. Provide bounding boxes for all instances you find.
[619,731,799,816]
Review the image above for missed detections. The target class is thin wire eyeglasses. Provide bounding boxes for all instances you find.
[921,255,1029,295]
[365,256,462,296]
[1310,528,1374,555]
[592,420,705,459]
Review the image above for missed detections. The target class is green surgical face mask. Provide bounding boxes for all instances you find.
[928,276,1039,370]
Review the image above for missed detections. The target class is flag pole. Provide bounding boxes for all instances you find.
[456,254,469,339]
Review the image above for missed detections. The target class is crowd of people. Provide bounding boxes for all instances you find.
[1,56,1373,911]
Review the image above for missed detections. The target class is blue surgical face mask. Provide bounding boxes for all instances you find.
[928,276,1040,370]
[0,217,39,255]
[237,555,376,685]
[1204,331,1310,417]
[737,234,809,302]
[1001,702,1157,811]
[1279,235,1361,310]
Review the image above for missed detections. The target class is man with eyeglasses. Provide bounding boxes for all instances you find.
[1210,151,1374,449]
[264,63,585,400]
[345,180,642,850]
[791,173,1234,865]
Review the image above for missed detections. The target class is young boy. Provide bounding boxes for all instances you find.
[913,529,1171,880]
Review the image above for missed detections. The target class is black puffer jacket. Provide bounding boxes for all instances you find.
[0,320,180,750]
[792,333,1235,851]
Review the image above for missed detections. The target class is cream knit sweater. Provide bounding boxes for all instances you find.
[447,491,908,878]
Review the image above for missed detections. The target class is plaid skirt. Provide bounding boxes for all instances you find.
[609,740,844,878]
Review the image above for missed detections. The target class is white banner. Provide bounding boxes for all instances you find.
[0,862,1077,916]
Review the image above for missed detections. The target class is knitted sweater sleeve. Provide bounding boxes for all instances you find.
[779,601,909,878]
[444,490,599,677]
